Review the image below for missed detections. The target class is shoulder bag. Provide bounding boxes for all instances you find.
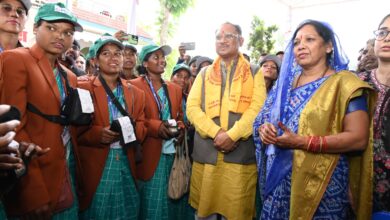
[168,129,192,199]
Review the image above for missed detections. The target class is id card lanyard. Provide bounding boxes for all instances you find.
[145,75,167,119]
[53,64,66,105]
[53,63,71,159]
[107,83,123,122]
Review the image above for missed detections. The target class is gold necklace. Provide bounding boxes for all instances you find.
[295,66,329,88]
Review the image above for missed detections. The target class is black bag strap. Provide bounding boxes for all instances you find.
[161,82,173,119]
[25,65,76,126]
[99,75,129,117]
[57,65,73,95]
[27,103,68,125]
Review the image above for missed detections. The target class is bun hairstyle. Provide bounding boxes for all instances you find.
[136,53,152,75]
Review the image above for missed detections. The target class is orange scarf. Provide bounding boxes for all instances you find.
[204,54,253,119]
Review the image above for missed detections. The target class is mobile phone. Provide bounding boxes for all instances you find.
[181,42,195,50]
[166,119,179,137]
[0,106,21,123]
[109,119,121,133]
[126,34,139,45]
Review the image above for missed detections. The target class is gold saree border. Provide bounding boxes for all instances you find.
[289,71,376,220]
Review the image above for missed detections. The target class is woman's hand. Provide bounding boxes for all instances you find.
[77,75,91,82]
[100,127,120,144]
[19,142,50,160]
[158,121,171,140]
[275,122,306,149]
[114,30,129,42]
[0,109,22,176]
[0,142,23,177]
[258,122,277,145]
[175,128,185,145]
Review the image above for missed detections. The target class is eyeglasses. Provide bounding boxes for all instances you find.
[373,29,390,41]
[0,3,26,17]
[215,32,239,42]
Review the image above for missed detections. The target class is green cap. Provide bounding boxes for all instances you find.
[172,63,191,76]
[85,37,101,60]
[34,2,83,32]
[123,42,137,53]
[138,44,171,63]
[93,33,124,57]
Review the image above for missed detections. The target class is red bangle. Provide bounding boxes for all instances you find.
[306,136,328,153]
[306,136,313,151]
[307,136,321,153]
[322,136,328,152]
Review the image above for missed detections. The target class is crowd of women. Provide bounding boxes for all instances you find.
[0,0,389,219]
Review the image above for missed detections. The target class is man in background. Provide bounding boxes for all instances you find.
[75,54,86,72]
[177,44,187,64]
[62,40,85,76]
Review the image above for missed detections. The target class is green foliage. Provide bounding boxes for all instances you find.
[156,0,194,45]
[156,10,179,40]
[161,0,194,16]
[247,16,278,62]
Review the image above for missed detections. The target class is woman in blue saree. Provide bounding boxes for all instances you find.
[253,20,375,219]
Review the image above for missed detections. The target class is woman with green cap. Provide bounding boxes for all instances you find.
[0,2,83,219]
[131,44,185,219]
[77,34,147,220]
[171,63,192,130]
[169,63,196,219]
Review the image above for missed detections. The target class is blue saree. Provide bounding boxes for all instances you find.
[253,76,351,219]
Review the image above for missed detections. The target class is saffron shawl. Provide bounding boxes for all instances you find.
[204,54,253,119]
